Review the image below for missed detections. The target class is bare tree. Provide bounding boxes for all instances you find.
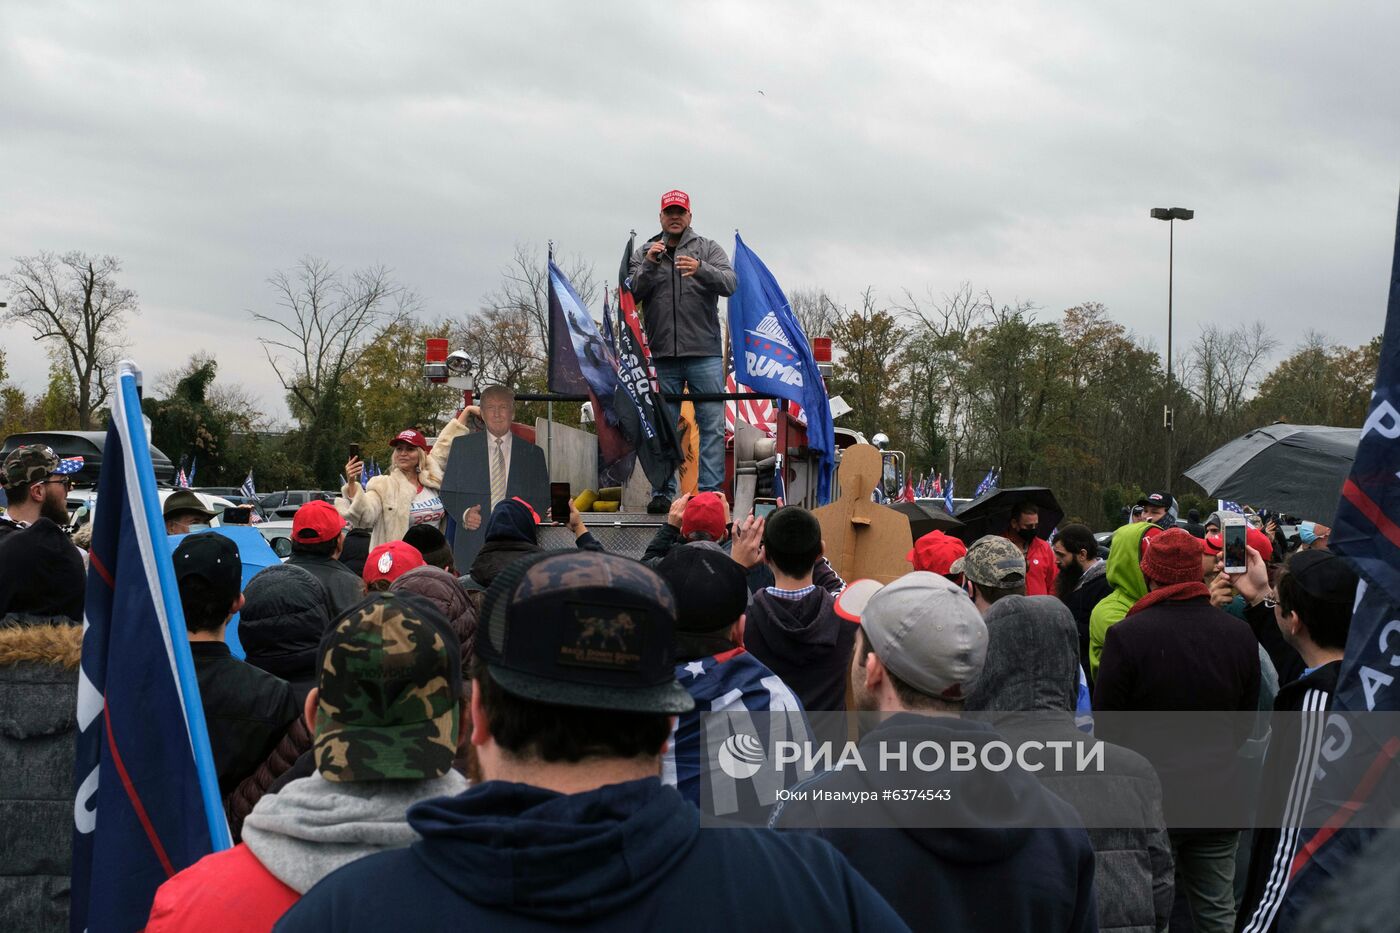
[2,251,137,428]
[479,242,599,355]
[789,287,839,342]
[251,257,416,482]
[1181,321,1279,418]
[252,258,415,425]
[895,283,995,478]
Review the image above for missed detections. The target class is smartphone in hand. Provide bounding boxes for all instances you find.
[551,482,572,524]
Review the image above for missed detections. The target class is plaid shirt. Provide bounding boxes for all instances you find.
[765,584,817,601]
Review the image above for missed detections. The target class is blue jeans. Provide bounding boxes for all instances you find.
[652,355,725,496]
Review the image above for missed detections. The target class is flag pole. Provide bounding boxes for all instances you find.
[546,240,554,482]
[116,362,231,851]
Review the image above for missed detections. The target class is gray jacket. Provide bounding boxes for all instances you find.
[966,595,1174,933]
[628,226,737,358]
[0,617,83,933]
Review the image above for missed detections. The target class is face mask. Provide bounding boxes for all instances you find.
[186,524,211,534]
[1017,526,1038,543]
[1154,514,1175,530]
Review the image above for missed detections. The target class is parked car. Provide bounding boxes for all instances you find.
[1,430,177,486]
[68,488,237,529]
[257,489,339,520]
[253,519,296,559]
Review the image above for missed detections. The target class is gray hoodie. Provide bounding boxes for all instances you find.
[966,595,1174,933]
[242,771,468,894]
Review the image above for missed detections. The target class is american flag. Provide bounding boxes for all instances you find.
[974,467,1001,498]
[174,467,189,488]
[1218,499,1246,514]
[56,455,85,476]
[932,473,943,497]
[724,366,777,437]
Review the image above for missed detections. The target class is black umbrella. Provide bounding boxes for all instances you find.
[1184,423,1358,524]
[884,501,964,543]
[951,486,1063,545]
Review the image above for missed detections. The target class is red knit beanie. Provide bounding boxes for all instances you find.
[1140,528,1202,586]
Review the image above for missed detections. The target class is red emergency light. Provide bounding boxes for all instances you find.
[425,338,449,382]
[812,336,832,364]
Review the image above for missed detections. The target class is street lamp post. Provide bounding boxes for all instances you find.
[1150,206,1193,490]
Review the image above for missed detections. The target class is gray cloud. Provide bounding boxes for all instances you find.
[2,1,1396,421]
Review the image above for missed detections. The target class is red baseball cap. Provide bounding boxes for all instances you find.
[292,499,346,544]
[363,541,426,586]
[1203,527,1274,562]
[660,189,690,211]
[681,492,726,541]
[390,429,430,451]
[906,530,968,576]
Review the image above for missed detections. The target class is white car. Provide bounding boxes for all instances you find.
[68,488,238,527]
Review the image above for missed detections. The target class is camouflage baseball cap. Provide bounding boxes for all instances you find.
[476,550,695,714]
[314,592,464,783]
[949,534,1027,587]
[3,444,60,488]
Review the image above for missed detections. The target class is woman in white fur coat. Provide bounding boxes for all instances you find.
[338,411,482,548]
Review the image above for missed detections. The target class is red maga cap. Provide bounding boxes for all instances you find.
[293,499,347,544]
[391,429,430,451]
[660,190,690,211]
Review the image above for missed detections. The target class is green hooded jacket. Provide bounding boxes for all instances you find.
[1089,522,1154,679]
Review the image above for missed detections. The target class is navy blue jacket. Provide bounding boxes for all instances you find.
[274,776,907,932]
[774,715,1098,933]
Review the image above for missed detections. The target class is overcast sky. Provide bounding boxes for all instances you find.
[3,1,1397,422]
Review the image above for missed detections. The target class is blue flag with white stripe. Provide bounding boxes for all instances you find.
[728,234,835,503]
[944,477,956,515]
[240,470,256,500]
[71,361,230,932]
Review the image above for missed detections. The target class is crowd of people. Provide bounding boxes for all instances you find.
[0,428,1376,932]
[0,190,1380,931]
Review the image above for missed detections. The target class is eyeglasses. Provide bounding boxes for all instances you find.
[43,477,75,491]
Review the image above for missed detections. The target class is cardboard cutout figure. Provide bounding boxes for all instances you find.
[813,444,912,584]
[439,424,550,574]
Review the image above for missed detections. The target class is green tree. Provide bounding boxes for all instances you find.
[342,319,459,467]
[826,290,908,446]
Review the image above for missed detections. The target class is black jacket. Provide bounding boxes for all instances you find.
[774,715,1097,933]
[284,550,365,620]
[744,582,854,713]
[1062,562,1112,686]
[1094,595,1261,825]
[237,564,333,704]
[1244,599,1305,687]
[1237,661,1342,933]
[190,641,300,796]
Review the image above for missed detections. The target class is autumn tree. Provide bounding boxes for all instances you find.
[825,289,909,445]
[2,251,138,428]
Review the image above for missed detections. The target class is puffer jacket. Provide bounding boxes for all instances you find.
[239,565,332,704]
[390,566,479,670]
[337,420,467,548]
[966,596,1172,932]
[628,227,737,358]
[0,617,83,933]
[1089,522,1154,679]
[226,717,314,843]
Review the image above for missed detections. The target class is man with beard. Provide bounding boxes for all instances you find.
[1053,523,1110,682]
[0,445,79,540]
[1002,501,1057,596]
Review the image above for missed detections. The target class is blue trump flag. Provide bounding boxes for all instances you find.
[728,234,835,503]
[1277,193,1400,924]
[71,361,230,932]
